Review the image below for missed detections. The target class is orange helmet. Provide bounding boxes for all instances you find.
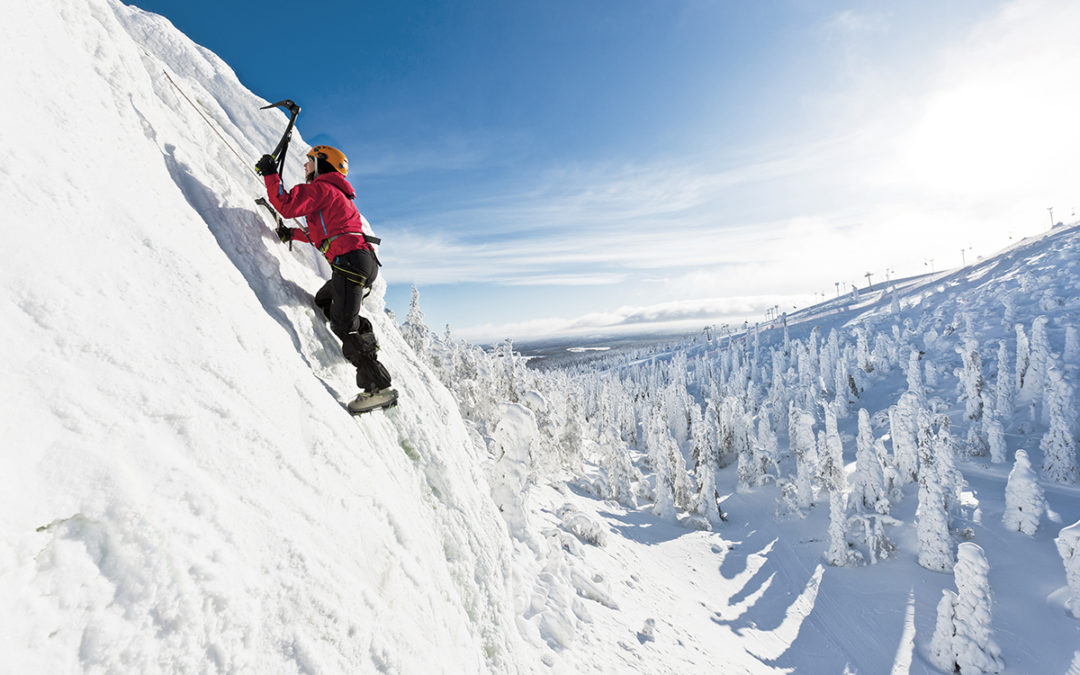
[306,145,349,177]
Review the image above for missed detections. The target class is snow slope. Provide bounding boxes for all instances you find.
[0,1,529,671]
[523,221,1080,674]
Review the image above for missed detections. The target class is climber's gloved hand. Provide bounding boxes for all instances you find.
[275,224,293,243]
[255,154,278,176]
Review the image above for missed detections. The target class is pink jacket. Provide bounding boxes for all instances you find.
[264,171,372,261]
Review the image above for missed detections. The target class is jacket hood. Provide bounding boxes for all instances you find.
[315,171,355,200]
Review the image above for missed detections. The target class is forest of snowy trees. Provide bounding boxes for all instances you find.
[397,225,1080,673]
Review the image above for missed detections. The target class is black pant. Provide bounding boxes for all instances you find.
[314,249,392,392]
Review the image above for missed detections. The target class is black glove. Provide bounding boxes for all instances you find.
[275,224,294,243]
[255,154,278,176]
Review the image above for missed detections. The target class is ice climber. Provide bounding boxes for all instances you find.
[255,146,397,414]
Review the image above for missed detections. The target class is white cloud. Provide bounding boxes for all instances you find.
[456,294,816,342]
[395,0,1080,340]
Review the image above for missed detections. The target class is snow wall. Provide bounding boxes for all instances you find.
[0,0,527,671]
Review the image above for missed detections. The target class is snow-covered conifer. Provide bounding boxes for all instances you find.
[496,339,525,404]
[1003,450,1046,535]
[833,357,856,418]
[719,397,751,471]
[1056,520,1080,619]
[889,392,921,484]
[558,391,586,472]
[925,359,940,389]
[668,433,694,512]
[1041,366,1080,484]
[872,331,896,374]
[795,341,817,411]
[825,491,860,566]
[789,403,817,510]
[957,337,985,423]
[993,340,1014,421]
[905,349,925,401]
[929,589,960,672]
[401,285,433,363]
[691,406,724,527]
[916,411,955,571]
[986,417,1007,464]
[820,329,840,396]
[648,419,677,521]
[850,409,889,514]
[1001,292,1017,328]
[818,405,847,494]
[856,328,873,373]
[596,426,635,507]
[754,402,780,485]
[1029,316,1053,417]
[951,543,1005,674]
[849,512,899,564]
[1065,325,1079,373]
[1015,323,1031,398]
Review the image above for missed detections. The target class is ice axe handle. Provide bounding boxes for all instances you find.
[261,100,301,171]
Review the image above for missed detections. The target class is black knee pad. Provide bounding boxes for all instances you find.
[355,331,379,358]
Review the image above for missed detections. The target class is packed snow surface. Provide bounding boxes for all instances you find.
[2,1,1080,674]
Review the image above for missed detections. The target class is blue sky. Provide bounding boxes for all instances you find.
[130,0,1080,342]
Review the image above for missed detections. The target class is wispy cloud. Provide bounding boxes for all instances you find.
[387,0,1080,340]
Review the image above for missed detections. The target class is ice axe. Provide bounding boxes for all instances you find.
[260,99,301,177]
[256,99,302,244]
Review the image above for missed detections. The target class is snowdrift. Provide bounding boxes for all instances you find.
[0,1,527,671]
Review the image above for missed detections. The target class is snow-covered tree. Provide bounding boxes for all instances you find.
[929,589,960,672]
[985,416,1008,465]
[905,349,925,401]
[1001,292,1017,328]
[1056,520,1080,620]
[1065,325,1079,374]
[818,405,846,494]
[401,285,433,362]
[1015,323,1030,397]
[1029,316,1053,421]
[825,491,861,567]
[952,543,1005,674]
[598,426,637,507]
[753,402,780,486]
[1003,450,1046,535]
[647,416,678,521]
[856,327,873,373]
[848,512,899,564]
[1041,366,1080,484]
[691,407,724,527]
[789,403,817,510]
[930,544,1005,673]
[957,337,985,423]
[850,409,889,514]
[993,340,1014,421]
[916,411,955,571]
[890,392,921,484]
[496,338,526,404]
